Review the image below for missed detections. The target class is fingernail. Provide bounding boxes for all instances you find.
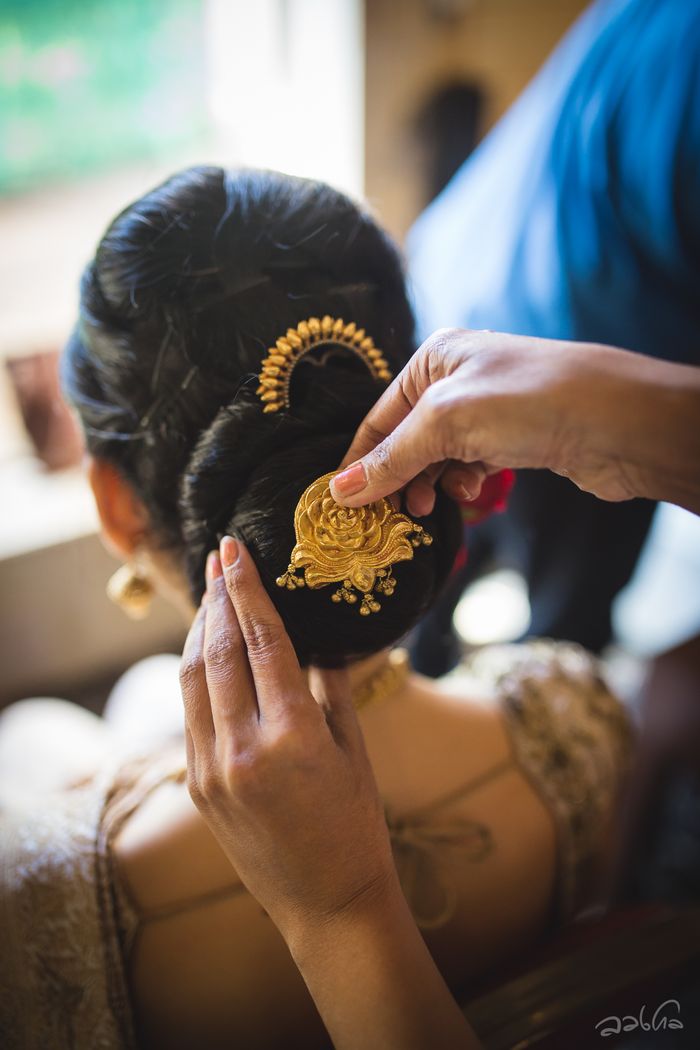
[332,462,367,499]
[458,483,475,501]
[220,535,239,568]
[206,550,222,581]
[407,491,429,518]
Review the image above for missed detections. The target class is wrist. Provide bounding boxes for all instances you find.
[282,870,480,1050]
[598,350,700,504]
[628,358,700,507]
[283,866,407,967]
[556,343,696,504]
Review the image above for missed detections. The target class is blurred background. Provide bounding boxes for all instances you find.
[1,0,698,742]
[0,0,590,707]
[2,1,700,1039]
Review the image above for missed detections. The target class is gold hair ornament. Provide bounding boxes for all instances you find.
[276,471,432,616]
[256,315,392,413]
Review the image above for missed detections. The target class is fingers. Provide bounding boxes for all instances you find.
[308,665,359,749]
[333,326,465,481]
[404,462,445,518]
[440,461,488,501]
[335,368,416,476]
[203,550,259,740]
[219,537,311,725]
[332,328,479,507]
[330,394,442,507]
[180,599,214,750]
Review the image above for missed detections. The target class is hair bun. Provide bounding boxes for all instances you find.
[64,164,461,665]
[180,363,462,666]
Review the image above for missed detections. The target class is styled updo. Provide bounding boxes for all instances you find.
[62,166,462,665]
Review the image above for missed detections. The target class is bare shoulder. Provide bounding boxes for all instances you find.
[113,776,237,910]
[112,777,330,1048]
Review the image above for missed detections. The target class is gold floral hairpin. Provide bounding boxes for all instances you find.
[276,471,432,616]
[256,315,392,413]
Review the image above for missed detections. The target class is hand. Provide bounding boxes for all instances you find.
[179,536,399,946]
[181,537,482,1050]
[329,328,674,513]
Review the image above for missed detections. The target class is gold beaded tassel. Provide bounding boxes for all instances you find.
[276,563,306,590]
[276,521,433,617]
[331,567,396,616]
[256,316,393,414]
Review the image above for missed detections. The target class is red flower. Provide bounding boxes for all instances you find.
[459,469,515,525]
[450,542,469,577]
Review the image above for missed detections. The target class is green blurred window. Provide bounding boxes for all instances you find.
[0,0,207,195]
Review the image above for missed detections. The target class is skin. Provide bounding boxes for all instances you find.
[113,626,555,1049]
[11,324,679,1043]
[9,323,677,1044]
[181,540,480,1049]
[0,455,566,1048]
[328,329,700,518]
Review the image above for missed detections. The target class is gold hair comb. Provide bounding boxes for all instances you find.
[256,315,392,413]
[276,471,432,616]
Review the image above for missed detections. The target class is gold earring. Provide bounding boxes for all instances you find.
[106,561,154,620]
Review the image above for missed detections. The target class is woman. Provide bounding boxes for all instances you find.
[0,167,630,1049]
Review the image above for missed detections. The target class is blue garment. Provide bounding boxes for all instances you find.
[408,0,700,364]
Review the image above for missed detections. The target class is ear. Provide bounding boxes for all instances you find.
[87,457,150,561]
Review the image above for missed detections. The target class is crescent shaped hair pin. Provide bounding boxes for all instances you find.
[256,315,392,413]
[276,471,433,616]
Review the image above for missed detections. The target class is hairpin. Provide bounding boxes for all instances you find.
[276,471,432,616]
[256,315,392,413]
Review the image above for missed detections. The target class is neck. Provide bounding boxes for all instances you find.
[181,591,403,713]
[304,647,407,716]
[349,649,396,694]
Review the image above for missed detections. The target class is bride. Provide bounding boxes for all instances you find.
[0,166,630,1050]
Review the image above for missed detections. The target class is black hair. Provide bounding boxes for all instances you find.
[62,166,462,666]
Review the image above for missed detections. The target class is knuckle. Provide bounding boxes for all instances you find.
[179,654,203,692]
[423,326,457,361]
[425,326,452,353]
[254,731,312,780]
[221,747,265,797]
[203,632,234,670]
[196,764,222,802]
[432,326,460,341]
[244,618,284,661]
[421,327,471,382]
[357,418,388,455]
[421,379,453,423]
[367,438,396,481]
[266,723,304,759]
[186,768,205,807]
[187,766,217,808]
[418,383,456,459]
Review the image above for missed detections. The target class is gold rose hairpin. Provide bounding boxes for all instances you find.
[256,315,392,413]
[276,471,433,616]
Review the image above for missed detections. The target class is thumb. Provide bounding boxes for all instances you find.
[309,666,363,750]
[330,404,436,507]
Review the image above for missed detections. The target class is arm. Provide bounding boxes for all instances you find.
[179,541,480,1050]
[593,347,700,512]
[285,878,478,1050]
[328,330,700,517]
